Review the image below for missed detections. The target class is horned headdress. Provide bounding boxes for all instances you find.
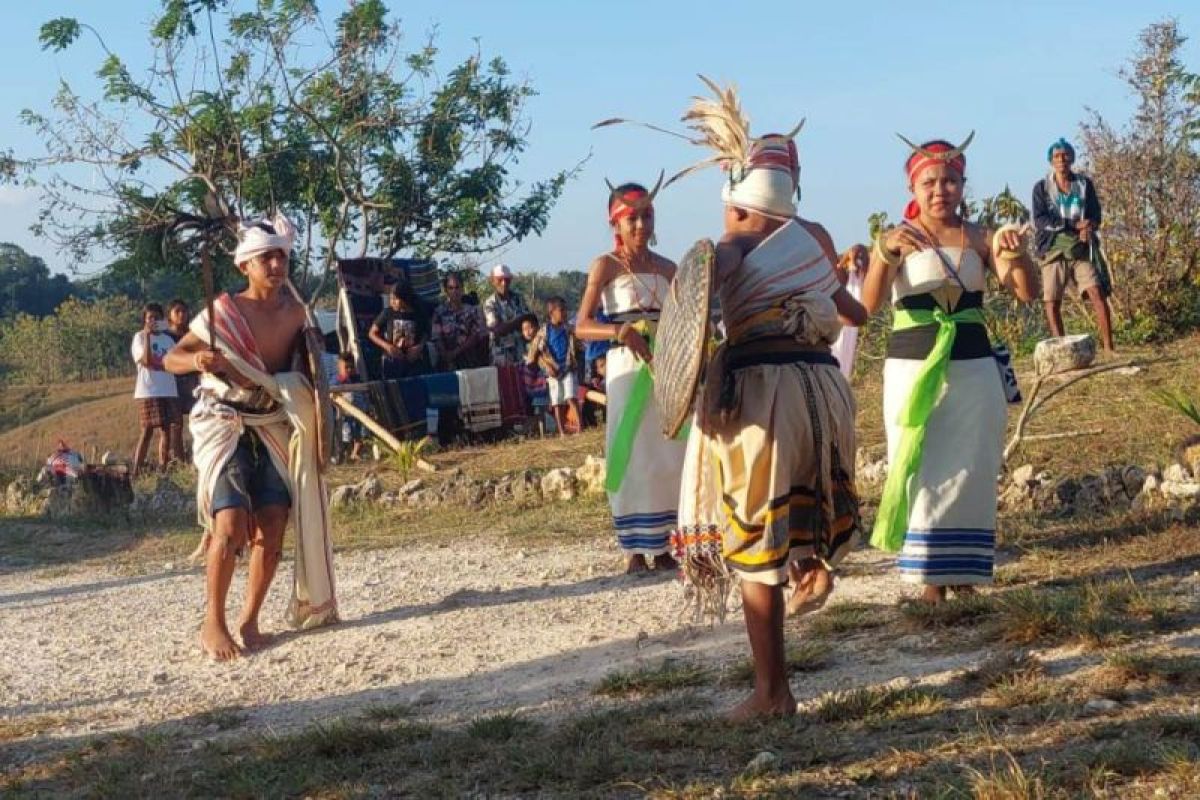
[895,131,975,219]
[594,75,806,219]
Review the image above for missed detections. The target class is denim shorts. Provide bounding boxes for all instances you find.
[211,432,291,514]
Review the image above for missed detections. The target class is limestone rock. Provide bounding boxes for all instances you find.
[398,479,425,497]
[4,477,50,516]
[1119,466,1147,499]
[405,488,440,509]
[1163,463,1191,484]
[510,469,542,505]
[439,468,488,509]
[541,468,577,502]
[577,455,606,495]
[743,751,779,777]
[1161,481,1200,500]
[356,473,383,502]
[128,477,189,516]
[1083,698,1120,714]
[1011,464,1035,486]
[1034,334,1097,375]
[329,484,358,508]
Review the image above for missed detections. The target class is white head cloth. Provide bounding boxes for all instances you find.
[234,213,297,266]
[721,136,800,220]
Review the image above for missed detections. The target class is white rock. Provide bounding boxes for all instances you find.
[1144,474,1161,493]
[541,468,577,501]
[1163,463,1191,483]
[1083,699,1120,714]
[398,479,425,496]
[1034,334,1096,375]
[1161,481,1200,499]
[1011,464,1035,486]
[329,485,358,508]
[355,473,383,501]
[576,456,606,494]
[743,751,779,776]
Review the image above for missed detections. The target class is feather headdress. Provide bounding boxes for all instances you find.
[593,76,806,217]
[670,76,804,189]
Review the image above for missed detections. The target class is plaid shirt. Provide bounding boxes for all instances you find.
[483,290,530,365]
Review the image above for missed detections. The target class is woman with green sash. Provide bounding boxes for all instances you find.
[862,135,1037,605]
[576,180,685,574]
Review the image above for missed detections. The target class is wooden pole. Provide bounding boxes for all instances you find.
[331,394,404,453]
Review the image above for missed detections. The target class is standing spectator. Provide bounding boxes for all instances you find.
[1031,138,1114,352]
[432,273,489,370]
[482,264,531,366]
[526,296,581,436]
[368,281,430,380]
[333,352,368,462]
[130,302,179,476]
[165,299,197,459]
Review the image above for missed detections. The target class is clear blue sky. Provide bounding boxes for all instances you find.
[0,1,1195,278]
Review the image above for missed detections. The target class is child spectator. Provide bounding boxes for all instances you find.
[517,313,550,432]
[333,352,368,462]
[369,281,430,380]
[131,302,180,476]
[580,352,607,428]
[165,299,197,459]
[526,296,581,437]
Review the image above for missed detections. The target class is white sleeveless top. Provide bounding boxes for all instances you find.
[601,271,670,320]
[892,247,987,303]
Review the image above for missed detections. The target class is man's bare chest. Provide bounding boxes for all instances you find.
[235,302,301,372]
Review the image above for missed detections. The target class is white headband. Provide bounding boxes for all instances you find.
[234,213,296,266]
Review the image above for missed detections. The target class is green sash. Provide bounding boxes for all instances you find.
[604,329,691,494]
[869,306,985,553]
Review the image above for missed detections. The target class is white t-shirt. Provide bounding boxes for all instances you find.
[131,330,179,399]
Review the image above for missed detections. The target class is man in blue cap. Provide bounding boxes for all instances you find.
[1031,138,1114,352]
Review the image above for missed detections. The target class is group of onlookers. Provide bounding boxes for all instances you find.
[348,264,602,455]
[130,299,197,476]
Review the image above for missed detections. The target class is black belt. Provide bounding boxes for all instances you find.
[720,340,840,411]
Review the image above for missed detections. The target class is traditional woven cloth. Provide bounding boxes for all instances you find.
[602,272,685,556]
[457,367,501,433]
[421,372,460,409]
[877,248,1005,585]
[672,221,860,616]
[496,364,526,425]
[188,294,337,629]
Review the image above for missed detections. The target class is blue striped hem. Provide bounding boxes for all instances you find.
[899,557,994,569]
[614,513,677,529]
[904,531,995,544]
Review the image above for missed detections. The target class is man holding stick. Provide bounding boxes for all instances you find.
[165,214,337,661]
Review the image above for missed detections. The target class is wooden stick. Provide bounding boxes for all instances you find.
[1021,428,1104,442]
[331,394,404,453]
[1003,358,1151,464]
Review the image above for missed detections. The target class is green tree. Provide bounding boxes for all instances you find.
[18,1,574,301]
[1079,18,1200,336]
[0,242,74,317]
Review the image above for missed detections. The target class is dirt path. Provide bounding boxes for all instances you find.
[3,535,1194,747]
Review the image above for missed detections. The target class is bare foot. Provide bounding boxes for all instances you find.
[726,690,798,722]
[625,555,649,574]
[200,619,241,662]
[237,617,274,651]
[786,560,834,617]
[652,553,679,571]
[918,585,947,606]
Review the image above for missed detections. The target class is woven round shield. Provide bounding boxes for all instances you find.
[654,238,716,438]
[300,324,336,472]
